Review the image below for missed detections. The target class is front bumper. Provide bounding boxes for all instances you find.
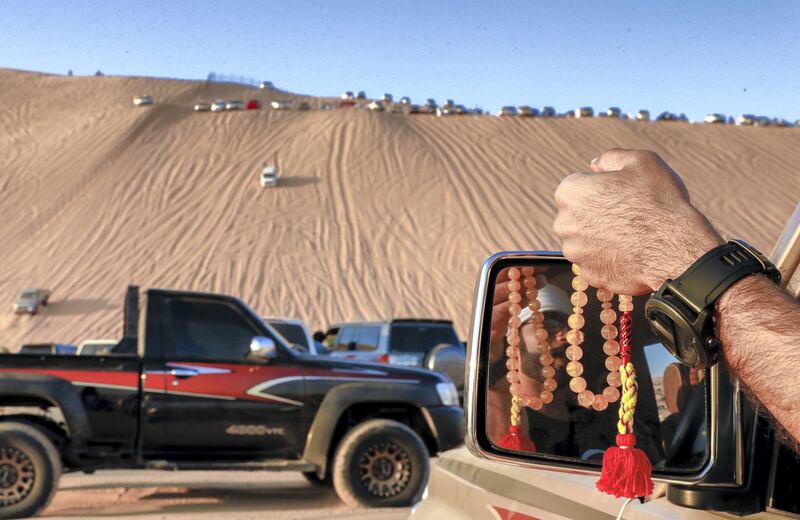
[421,405,464,452]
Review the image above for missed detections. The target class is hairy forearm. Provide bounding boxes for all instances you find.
[715,275,800,443]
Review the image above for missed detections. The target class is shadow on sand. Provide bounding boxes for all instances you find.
[42,299,114,317]
[275,176,320,188]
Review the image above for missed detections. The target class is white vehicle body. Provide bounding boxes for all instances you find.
[367,100,384,112]
[194,101,211,112]
[210,100,227,112]
[262,317,320,355]
[411,446,728,520]
[704,113,727,124]
[270,100,291,110]
[132,95,153,106]
[259,166,278,187]
[76,339,117,356]
[497,106,517,117]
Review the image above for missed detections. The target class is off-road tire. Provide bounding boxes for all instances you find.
[301,470,330,486]
[0,422,62,519]
[332,419,429,508]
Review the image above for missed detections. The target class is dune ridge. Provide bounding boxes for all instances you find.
[1,69,798,348]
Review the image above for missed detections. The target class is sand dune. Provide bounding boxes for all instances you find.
[0,69,798,349]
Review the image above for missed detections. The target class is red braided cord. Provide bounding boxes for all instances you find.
[618,311,632,365]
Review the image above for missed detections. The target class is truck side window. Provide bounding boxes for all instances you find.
[335,327,357,352]
[356,326,380,351]
[164,298,262,361]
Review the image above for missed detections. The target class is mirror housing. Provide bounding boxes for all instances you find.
[249,336,277,361]
[465,251,724,487]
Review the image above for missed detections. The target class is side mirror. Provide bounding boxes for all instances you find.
[249,336,277,361]
[465,252,715,485]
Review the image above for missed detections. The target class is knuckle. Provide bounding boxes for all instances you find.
[553,213,578,238]
[560,241,580,263]
[635,149,660,165]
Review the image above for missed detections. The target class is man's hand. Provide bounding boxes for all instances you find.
[553,148,723,295]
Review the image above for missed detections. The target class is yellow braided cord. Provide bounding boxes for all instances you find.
[510,395,521,427]
[616,362,638,435]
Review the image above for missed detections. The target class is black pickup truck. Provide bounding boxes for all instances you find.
[0,286,463,518]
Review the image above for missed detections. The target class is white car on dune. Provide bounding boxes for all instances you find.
[259,166,278,187]
[132,95,153,106]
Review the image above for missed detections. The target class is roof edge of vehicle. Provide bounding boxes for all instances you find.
[328,318,454,327]
[262,316,307,324]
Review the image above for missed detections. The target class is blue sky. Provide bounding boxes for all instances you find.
[2,1,799,120]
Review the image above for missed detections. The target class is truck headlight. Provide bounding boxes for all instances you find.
[436,382,459,407]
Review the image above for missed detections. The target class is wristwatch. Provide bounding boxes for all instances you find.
[644,240,780,369]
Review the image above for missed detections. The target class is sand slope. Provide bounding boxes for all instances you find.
[0,69,798,348]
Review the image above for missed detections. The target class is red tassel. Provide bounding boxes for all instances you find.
[596,433,653,498]
[498,425,536,452]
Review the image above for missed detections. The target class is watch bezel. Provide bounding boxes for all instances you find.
[645,287,716,369]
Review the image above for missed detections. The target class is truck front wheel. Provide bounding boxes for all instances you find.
[0,422,62,519]
[332,419,429,508]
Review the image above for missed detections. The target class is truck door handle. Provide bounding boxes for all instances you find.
[169,368,198,378]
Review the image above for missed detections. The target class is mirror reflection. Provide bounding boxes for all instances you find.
[486,262,707,471]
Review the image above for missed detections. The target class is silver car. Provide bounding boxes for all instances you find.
[576,106,594,118]
[270,100,291,110]
[497,106,517,117]
[517,105,538,117]
[193,101,211,112]
[77,339,117,356]
[210,99,227,112]
[262,317,322,355]
[324,319,465,395]
[605,107,622,118]
[636,109,651,121]
[13,288,50,315]
[132,95,153,106]
[225,100,244,111]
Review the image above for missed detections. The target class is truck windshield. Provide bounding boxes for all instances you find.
[270,323,309,349]
[389,324,460,354]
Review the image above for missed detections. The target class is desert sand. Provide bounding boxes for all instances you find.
[0,68,798,349]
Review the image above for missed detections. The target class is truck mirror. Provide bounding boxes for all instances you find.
[249,336,277,361]
[465,252,714,483]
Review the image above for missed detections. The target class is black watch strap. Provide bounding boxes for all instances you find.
[665,239,780,314]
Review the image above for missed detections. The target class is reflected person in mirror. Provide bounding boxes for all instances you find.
[554,148,800,447]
